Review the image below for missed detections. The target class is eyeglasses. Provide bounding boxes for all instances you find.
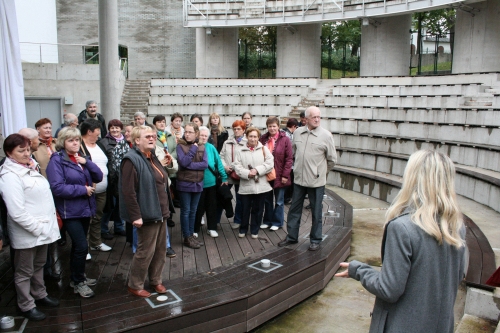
[143,135,156,140]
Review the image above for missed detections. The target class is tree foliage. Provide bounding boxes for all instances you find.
[321,21,361,56]
[239,26,276,50]
[412,9,456,35]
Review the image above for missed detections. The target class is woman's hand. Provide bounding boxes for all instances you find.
[224,165,232,172]
[248,168,257,178]
[132,218,143,228]
[76,156,87,164]
[86,186,95,197]
[334,262,350,278]
[164,152,173,166]
[281,177,288,184]
[221,181,228,186]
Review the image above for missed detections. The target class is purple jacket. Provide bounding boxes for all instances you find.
[260,130,293,189]
[46,150,103,219]
[176,141,208,193]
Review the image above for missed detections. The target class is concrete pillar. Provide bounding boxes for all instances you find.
[196,27,238,78]
[98,0,120,121]
[276,23,321,78]
[452,0,500,73]
[360,15,411,76]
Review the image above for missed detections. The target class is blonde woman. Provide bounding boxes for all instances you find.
[336,150,466,333]
[207,112,228,153]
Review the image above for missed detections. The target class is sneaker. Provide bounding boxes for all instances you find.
[201,217,205,225]
[251,234,259,239]
[260,224,269,229]
[270,226,279,231]
[70,278,97,288]
[193,233,198,238]
[207,230,218,238]
[231,222,240,229]
[73,282,95,298]
[238,233,245,238]
[86,253,91,261]
[166,247,176,258]
[91,243,112,252]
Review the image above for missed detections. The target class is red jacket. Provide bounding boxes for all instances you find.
[260,130,293,189]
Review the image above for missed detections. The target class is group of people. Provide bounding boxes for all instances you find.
[0,100,467,333]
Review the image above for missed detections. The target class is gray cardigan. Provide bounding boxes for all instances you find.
[349,213,466,333]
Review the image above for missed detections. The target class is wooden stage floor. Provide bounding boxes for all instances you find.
[0,188,352,332]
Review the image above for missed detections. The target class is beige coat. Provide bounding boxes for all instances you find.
[233,142,274,195]
[219,135,247,185]
[154,145,178,186]
[292,125,337,188]
[32,141,56,178]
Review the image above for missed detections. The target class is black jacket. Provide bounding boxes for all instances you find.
[78,110,107,137]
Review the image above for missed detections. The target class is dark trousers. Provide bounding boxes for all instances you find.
[240,192,268,236]
[286,184,324,243]
[64,217,90,284]
[284,170,294,201]
[216,184,241,224]
[195,185,218,233]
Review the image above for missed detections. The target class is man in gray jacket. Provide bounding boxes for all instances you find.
[279,106,337,251]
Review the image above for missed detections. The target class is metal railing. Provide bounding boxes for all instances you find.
[19,42,101,64]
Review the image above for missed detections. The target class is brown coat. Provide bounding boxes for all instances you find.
[32,141,56,178]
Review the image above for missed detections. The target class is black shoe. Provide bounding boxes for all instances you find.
[35,296,60,307]
[305,204,311,209]
[101,232,114,240]
[278,239,298,247]
[114,230,126,236]
[21,307,46,321]
[166,247,176,258]
[308,243,320,251]
[167,219,175,227]
[57,239,66,246]
[173,200,181,208]
[284,198,292,205]
[44,271,61,281]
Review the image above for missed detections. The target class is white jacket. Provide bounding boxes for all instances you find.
[0,158,60,249]
[233,142,274,195]
[219,135,247,185]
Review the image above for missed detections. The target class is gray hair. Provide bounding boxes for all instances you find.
[198,126,210,134]
[134,111,146,119]
[18,128,38,140]
[55,127,81,151]
[86,100,97,108]
[63,113,78,126]
[304,106,321,118]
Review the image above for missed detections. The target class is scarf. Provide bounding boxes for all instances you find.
[266,133,278,153]
[211,126,219,149]
[105,132,124,142]
[157,130,169,151]
[235,136,243,143]
[39,137,54,156]
[247,144,255,151]
[8,157,38,172]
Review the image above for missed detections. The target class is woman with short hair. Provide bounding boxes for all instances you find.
[32,118,55,178]
[336,150,466,333]
[46,127,103,298]
[208,112,228,153]
[166,112,184,142]
[176,123,208,249]
[0,134,61,321]
[242,112,253,129]
[233,127,273,239]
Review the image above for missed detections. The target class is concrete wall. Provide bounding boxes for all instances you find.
[276,23,321,78]
[452,0,500,73]
[22,63,100,115]
[360,15,411,76]
[196,28,239,78]
[56,0,196,79]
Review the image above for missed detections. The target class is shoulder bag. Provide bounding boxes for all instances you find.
[262,147,276,181]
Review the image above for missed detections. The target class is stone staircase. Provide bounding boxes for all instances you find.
[462,79,500,108]
[120,79,150,124]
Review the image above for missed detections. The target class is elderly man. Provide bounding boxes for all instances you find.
[278,106,337,251]
[134,112,148,126]
[78,101,107,136]
[55,113,78,138]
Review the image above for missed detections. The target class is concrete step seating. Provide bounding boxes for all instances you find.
[150,85,309,95]
[150,78,317,86]
[149,95,302,105]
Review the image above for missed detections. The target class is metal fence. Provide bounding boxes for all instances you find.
[321,37,360,79]
[238,39,276,78]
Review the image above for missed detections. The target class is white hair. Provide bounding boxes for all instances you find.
[134,111,146,119]
[18,128,38,140]
[198,126,210,134]
[305,106,321,118]
[63,113,78,126]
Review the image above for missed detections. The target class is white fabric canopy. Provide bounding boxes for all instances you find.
[0,0,27,136]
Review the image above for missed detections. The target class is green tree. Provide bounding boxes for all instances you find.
[322,21,361,56]
[412,9,456,54]
[238,26,276,50]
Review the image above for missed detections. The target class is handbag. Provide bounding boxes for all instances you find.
[229,144,240,181]
[262,147,276,181]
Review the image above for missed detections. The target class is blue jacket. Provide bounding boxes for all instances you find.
[203,143,227,188]
[46,150,103,219]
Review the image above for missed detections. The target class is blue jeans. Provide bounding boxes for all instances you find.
[216,184,242,224]
[263,186,286,227]
[240,192,268,235]
[132,222,171,253]
[286,184,324,244]
[178,191,202,238]
[63,217,90,283]
[101,196,125,233]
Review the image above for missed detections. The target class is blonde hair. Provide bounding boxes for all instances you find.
[386,150,464,249]
[130,125,154,145]
[209,113,225,134]
[56,127,81,151]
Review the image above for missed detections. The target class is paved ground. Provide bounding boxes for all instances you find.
[252,185,500,333]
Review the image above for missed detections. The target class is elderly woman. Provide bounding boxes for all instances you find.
[218,120,247,229]
[233,127,274,239]
[120,125,172,298]
[166,112,185,143]
[46,127,103,298]
[176,123,208,249]
[336,150,466,333]
[32,118,56,178]
[100,119,130,238]
[0,134,61,321]
[194,126,228,238]
[124,123,134,149]
[208,112,228,153]
[260,117,293,231]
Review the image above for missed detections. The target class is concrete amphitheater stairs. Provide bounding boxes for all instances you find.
[120,79,150,124]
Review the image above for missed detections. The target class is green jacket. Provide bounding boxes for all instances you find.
[203,143,227,188]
